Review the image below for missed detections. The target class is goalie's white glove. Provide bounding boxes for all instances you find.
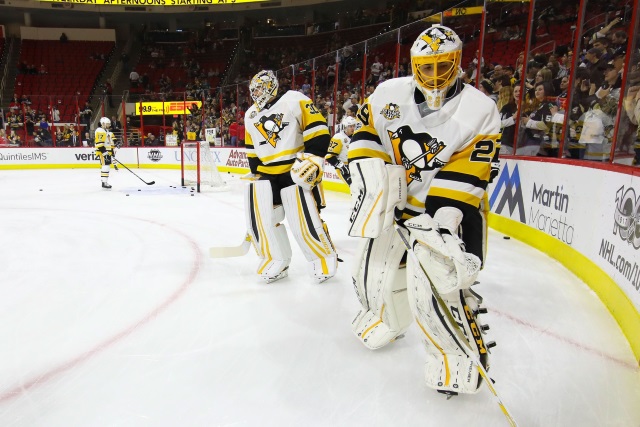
[290,153,324,190]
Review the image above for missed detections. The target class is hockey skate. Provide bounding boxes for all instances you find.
[102,182,112,189]
[313,273,335,284]
[263,267,288,284]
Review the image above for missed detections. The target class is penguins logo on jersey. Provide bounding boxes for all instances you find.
[254,113,289,147]
[420,27,457,53]
[388,125,445,183]
[381,103,401,120]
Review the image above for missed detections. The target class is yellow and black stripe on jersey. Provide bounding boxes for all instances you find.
[348,77,501,217]
[245,90,330,176]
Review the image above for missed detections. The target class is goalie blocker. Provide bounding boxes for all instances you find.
[348,158,492,395]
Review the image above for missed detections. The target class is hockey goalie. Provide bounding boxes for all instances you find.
[347,25,501,395]
[242,70,338,284]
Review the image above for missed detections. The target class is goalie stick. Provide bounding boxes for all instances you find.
[393,223,518,427]
[209,234,252,258]
[113,159,155,185]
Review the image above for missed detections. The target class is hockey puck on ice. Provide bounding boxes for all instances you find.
[39,189,43,191]
[126,194,129,196]
[503,236,511,240]
[138,189,141,191]
[191,194,194,196]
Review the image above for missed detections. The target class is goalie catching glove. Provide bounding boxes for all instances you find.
[291,153,324,190]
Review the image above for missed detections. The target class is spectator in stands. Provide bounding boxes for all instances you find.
[479,79,498,103]
[8,129,21,147]
[623,72,640,165]
[69,129,80,147]
[24,112,35,136]
[79,102,93,130]
[60,32,68,43]
[145,132,160,147]
[521,82,554,156]
[535,67,558,95]
[591,17,622,44]
[129,70,140,87]
[51,106,60,123]
[301,78,311,96]
[592,36,614,62]
[39,117,49,131]
[237,117,245,147]
[370,56,383,84]
[110,116,122,132]
[342,93,359,114]
[8,112,23,129]
[581,48,606,92]
[610,30,628,52]
[498,85,517,154]
[34,127,52,147]
[228,119,238,146]
[83,131,94,147]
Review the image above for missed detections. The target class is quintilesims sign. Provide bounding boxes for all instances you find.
[40,0,265,5]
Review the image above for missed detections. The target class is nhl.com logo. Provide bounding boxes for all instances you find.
[613,185,640,249]
[147,149,163,162]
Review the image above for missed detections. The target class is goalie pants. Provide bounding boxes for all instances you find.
[351,207,490,394]
[259,173,325,210]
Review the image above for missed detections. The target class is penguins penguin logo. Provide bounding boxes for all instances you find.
[254,113,289,147]
[388,125,445,183]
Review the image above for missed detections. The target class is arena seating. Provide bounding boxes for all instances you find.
[15,40,114,122]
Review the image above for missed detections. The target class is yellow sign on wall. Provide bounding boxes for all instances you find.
[443,6,484,17]
[41,0,265,5]
[135,101,202,115]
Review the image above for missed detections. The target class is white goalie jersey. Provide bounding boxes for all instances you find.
[348,77,501,220]
[245,90,330,176]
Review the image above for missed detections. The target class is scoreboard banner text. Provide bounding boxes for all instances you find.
[135,101,202,115]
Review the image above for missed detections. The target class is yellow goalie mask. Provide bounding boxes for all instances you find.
[250,70,279,111]
[411,25,462,110]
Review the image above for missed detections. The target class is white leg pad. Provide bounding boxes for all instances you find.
[351,226,413,349]
[245,181,292,282]
[407,254,490,394]
[281,185,337,283]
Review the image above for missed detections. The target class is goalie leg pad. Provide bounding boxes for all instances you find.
[351,226,413,349]
[407,257,490,394]
[405,209,481,295]
[245,181,292,281]
[281,185,337,283]
[348,159,406,238]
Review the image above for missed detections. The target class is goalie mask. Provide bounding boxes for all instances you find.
[250,70,279,111]
[411,25,463,110]
[99,117,111,129]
